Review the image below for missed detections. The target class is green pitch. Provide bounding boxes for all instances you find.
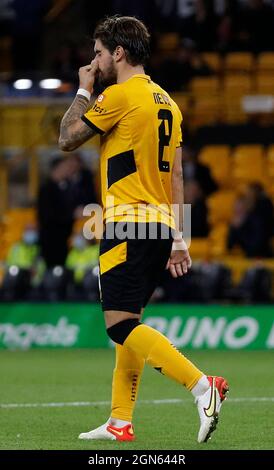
[0,349,273,450]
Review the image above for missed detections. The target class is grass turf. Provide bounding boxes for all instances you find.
[0,349,274,450]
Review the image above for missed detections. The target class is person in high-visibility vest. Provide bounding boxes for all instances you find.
[2,225,44,299]
[6,227,39,270]
[66,234,99,284]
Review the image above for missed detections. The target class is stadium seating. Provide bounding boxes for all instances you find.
[232,145,266,184]
[222,76,253,124]
[222,257,274,290]
[1,208,36,258]
[208,223,228,258]
[222,95,248,124]
[201,52,222,73]
[207,190,237,226]
[190,96,221,128]
[188,238,210,259]
[266,145,274,199]
[223,74,253,95]
[0,106,46,147]
[169,93,189,114]
[0,166,8,216]
[72,206,103,241]
[256,74,274,94]
[198,145,231,187]
[157,32,180,55]
[257,52,274,73]
[189,77,220,96]
[267,145,274,174]
[224,52,254,74]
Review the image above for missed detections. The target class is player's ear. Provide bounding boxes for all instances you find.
[113,46,125,62]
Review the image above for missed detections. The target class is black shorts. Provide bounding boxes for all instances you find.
[99,222,173,314]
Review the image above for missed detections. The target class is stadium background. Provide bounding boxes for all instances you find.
[0,0,273,450]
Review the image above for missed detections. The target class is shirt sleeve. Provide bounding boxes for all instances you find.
[175,106,183,148]
[81,85,128,135]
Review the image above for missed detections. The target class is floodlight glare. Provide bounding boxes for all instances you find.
[13,79,33,90]
[39,78,61,89]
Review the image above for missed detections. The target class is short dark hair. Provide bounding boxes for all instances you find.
[94,15,150,66]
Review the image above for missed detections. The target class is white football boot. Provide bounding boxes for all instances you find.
[79,420,115,440]
[196,376,229,443]
[79,419,135,441]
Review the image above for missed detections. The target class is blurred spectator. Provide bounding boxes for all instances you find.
[6,223,39,270]
[65,234,100,301]
[0,0,15,73]
[51,44,75,81]
[51,41,92,83]
[184,180,209,237]
[192,0,218,51]
[66,153,97,218]
[236,0,274,52]
[227,191,273,258]
[175,0,197,38]
[66,234,99,284]
[43,0,97,74]
[11,0,50,72]
[233,264,272,302]
[154,0,178,31]
[111,0,155,24]
[152,38,213,91]
[1,223,40,299]
[245,183,274,239]
[3,0,274,78]
[41,265,70,301]
[183,145,218,196]
[0,0,15,36]
[37,156,74,268]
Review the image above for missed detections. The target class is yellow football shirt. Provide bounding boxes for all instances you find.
[82,74,182,227]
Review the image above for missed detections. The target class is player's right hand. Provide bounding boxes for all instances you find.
[78,59,99,94]
[166,248,192,278]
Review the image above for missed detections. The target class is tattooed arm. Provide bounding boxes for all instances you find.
[58,95,96,151]
[59,59,99,151]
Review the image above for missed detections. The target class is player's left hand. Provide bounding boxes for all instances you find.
[166,248,192,278]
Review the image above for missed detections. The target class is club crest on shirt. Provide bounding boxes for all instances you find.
[97,94,105,103]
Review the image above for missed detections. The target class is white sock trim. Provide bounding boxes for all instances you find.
[109,417,131,427]
[191,375,210,398]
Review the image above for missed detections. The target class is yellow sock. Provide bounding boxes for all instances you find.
[111,343,145,422]
[124,324,203,390]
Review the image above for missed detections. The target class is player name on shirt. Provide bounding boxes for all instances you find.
[153,92,171,106]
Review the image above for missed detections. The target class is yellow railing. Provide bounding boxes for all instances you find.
[0,100,100,214]
[0,165,8,218]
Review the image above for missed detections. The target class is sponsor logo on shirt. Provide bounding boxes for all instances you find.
[92,103,107,114]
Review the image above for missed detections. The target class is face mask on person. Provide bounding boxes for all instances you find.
[23,230,38,245]
[72,235,87,250]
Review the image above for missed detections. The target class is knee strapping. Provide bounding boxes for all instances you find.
[107,319,141,345]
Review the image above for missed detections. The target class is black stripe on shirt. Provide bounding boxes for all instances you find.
[81,115,105,135]
[107,149,137,189]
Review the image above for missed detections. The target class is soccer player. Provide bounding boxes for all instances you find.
[59,15,229,443]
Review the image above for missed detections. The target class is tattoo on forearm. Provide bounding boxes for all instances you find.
[59,95,96,150]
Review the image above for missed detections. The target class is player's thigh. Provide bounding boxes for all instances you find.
[142,237,173,308]
[104,310,142,328]
[99,227,147,315]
